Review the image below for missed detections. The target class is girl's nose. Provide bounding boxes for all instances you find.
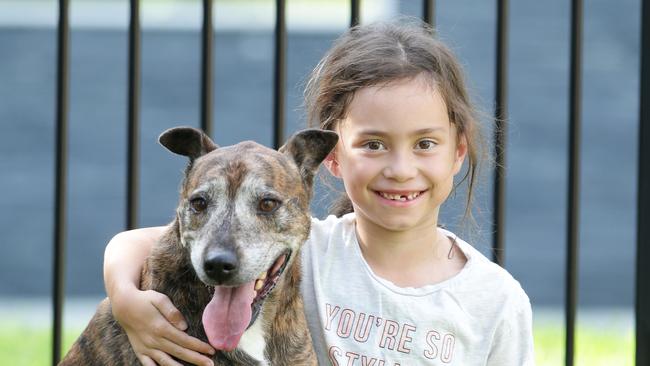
[383,152,418,181]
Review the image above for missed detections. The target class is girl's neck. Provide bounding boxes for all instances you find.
[353,214,466,288]
[355,218,439,260]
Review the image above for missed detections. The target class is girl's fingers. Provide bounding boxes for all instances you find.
[163,324,216,356]
[149,291,188,330]
[137,355,157,366]
[159,337,214,366]
[149,350,184,366]
[143,308,214,356]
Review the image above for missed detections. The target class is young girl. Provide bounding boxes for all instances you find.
[104,20,534,366]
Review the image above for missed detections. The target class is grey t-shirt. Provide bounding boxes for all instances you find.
[300,213,535,365]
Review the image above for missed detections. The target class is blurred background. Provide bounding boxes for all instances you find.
[0,0,641,364]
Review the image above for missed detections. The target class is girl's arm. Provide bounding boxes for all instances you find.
[104,227,215,366]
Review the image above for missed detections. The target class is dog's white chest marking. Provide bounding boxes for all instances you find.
[238,319,268,365]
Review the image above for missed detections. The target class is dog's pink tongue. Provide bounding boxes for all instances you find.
[202,281,255,351]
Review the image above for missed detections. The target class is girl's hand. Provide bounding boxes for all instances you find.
[112,286,216,366]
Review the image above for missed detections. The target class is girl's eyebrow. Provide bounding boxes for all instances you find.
[411,127,447,136]
[358,127,446,137]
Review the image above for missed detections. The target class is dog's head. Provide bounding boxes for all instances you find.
[159,126,337,351]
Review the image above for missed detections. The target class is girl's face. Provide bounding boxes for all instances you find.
[325,76,467,234]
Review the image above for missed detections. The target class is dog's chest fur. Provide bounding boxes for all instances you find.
[238,317,268,364]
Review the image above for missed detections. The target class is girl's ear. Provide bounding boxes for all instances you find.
[453,134,468,175]
[324,151,342,178]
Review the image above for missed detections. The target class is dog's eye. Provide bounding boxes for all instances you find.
[258,198,280,214]
[190,197,208,213]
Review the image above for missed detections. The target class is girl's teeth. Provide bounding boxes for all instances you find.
[380,192,420,201]
[258,271,267,280]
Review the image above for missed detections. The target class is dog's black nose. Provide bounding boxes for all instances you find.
[204,251,238,282]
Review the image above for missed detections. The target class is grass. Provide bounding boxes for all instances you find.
[0,324,82,366]
[534,325,634,366]
[0,324,635,365]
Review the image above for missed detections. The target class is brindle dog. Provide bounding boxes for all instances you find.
[60,127,338,365]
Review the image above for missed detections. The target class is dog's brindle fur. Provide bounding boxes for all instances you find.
[60,127,338,365]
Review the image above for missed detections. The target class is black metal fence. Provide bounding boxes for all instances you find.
[49,0,649,365]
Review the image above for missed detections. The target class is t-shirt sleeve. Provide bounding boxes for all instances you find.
[486,287,535,365]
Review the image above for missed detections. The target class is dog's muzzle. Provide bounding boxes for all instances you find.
[201,251,291,352]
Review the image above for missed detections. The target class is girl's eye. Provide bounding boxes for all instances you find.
[364,140,385,151]
[189,197,208,213]
[415,139,436,150]
[258,198,281,214]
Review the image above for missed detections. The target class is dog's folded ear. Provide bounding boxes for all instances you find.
[279,129,338,186]
[159,126,218,162]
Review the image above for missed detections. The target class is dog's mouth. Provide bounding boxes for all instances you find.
[251,251,291,322]
[202,251,291,352]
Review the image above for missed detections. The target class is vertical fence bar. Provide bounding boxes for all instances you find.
[423,0,435,28]
[273,0,286,149]
[126,0,141,230]
[636,0,650,363]
[350,0,360,27]
[201,0,214,136]
[492,0,508,266]
[52,0,70,363]
[565,0,583,364]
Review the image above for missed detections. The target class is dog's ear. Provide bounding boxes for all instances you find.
[158,126,218,161]
[279,129,338,186]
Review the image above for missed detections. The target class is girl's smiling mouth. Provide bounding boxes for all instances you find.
[374,190,427,202]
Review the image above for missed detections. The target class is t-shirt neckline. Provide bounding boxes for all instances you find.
[345,217,474,296]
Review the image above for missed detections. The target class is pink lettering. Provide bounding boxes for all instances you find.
[345,352,360,366]
[397,323,416,353]
[378,320,399,350]
[354,313,374,343]
[328,346,342,366]
[441,334,455,363]
[424,330,440,359]
[325,304,340,331]
[337,309,355,338]
[361,356,378,366]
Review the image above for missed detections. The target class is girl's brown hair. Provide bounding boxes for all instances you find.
[304,19,486,221]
